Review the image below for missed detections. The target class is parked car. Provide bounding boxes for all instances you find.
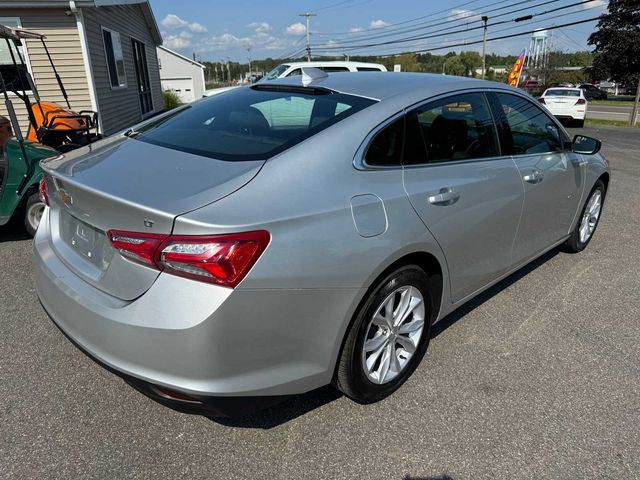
[520,79,545,97]
[623,84,638,96]
[538,87,587,127]
[203,61,387,97]
[578,83,608,100]
[35,72,609,417]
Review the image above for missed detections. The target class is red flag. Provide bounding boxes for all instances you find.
[507,48,527,87]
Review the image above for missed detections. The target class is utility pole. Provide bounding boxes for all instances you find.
[299,12,317,62]
[631,77,640,126]
[246,46,252,83]
[481,16,488,80]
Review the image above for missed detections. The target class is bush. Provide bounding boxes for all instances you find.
[163,89,181,110]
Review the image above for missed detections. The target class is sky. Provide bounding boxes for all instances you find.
[148,0,609,63]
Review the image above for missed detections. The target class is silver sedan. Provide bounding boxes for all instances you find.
[34,71,609,417]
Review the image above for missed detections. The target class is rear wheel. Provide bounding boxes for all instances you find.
[574,119,585,128]
[335,265,434,403]
[562,179,605,253]
[24,192,45,237]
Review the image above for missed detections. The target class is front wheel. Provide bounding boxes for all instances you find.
[335,265,435,403]
[562,179,605,253]
[24,192,45,237]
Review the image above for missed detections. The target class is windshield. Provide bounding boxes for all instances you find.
[545,89,580,97]
[258,64,289,83]
[136,86,376,161]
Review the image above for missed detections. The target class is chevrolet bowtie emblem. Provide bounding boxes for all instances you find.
[58,189,73,207]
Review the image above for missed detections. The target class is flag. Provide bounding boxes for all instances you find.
[507,48,527,87]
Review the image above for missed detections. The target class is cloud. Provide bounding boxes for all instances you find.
[189,22,208,33]
[248,22,272,35]
[201,32,254,51]
[163,31,193,49]
[450,9,479,21]
[286,22,307,35]
[584,0,606,8]
[349,27,364,33]
[369,19,390,29]
[160,14,208,33]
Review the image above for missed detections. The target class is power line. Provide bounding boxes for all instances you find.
[312,0,596,51]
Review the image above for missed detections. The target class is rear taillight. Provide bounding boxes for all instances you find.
[538,98,546,104]
[39,179,49,206]
[107,229,270,288]
[575,98,586,105]
[108,231,168,267]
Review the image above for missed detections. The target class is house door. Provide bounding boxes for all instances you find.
[131,39,153,115]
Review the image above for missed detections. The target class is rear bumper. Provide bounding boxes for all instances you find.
[33,211,363,409]
[547,107,586,121]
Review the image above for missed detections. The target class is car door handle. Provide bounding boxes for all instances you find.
[428,188,460,206]
[523,170,544,184]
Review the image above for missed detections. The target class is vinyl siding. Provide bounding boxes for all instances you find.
[82,4,162,135]
[0,9,92,136]
[157,47,205,101]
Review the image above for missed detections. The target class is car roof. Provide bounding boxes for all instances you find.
[268,72,515,102]
[284,61,385,68]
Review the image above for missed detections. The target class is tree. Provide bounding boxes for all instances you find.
[588,0,640,85]
[589,0,640,123]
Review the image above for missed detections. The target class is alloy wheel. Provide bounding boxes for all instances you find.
[361,285,425,384]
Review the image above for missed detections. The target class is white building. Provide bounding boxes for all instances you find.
[157,46,205,103]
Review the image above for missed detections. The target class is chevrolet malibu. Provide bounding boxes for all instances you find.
[34,72,609,417]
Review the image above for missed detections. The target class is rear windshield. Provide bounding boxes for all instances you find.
[136,87,375,161]
[545,89,580,97]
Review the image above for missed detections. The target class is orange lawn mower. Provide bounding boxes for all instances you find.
[0,24,100,152]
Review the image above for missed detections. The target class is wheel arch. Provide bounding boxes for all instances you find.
[331,249,445,383]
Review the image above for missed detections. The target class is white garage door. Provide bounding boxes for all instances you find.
[162,77,196,103]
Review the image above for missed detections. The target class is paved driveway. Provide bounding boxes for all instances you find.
[1,125,638,479]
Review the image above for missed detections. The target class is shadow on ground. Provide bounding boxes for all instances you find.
[211,248,560,429]
[0,221,30,243]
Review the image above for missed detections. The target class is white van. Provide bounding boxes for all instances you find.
[203,61,387,97]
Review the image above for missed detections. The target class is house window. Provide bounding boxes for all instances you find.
[0,17,34,93]
[102,27,126,88]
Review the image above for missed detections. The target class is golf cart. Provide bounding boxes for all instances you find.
[0,23,97,236]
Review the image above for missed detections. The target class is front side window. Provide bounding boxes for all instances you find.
[405,93,499,164]
[136,87,375,161]
[102,28,126,88]
[496,93,562,155]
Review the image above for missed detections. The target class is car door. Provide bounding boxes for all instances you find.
[490,92,584,266]
[402,92,524,303]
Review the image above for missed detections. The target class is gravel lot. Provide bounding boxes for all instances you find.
[1,125,639,480]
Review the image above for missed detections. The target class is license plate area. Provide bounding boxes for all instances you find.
[60,211,112,271]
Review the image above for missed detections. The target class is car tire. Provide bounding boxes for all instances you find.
[23,191,45,237]
[334,265,435,404]
[562,179,606,253]
[575,119,585,128]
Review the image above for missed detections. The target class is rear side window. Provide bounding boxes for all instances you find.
[404,93,499,164]
[136,87,375,161]
[364,117,404,166]
[318,67,350,73]
[357,67,383,72]
[496,93,562,155]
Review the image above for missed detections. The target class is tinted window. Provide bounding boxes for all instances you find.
[545,89,580,97]
[404,93,498,164]
[286,69,302,77]
[137,87,375,161]
[357,67,383,72]
[318,67,350,73]
[364,117,404,166]
[260,64,289,82]
[496,93,562,155]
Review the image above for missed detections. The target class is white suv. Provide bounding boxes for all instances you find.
[203,61,387,97]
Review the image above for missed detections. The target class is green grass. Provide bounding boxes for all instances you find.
[585,118,640,128]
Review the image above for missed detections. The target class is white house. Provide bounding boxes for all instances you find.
[157,46,205,103]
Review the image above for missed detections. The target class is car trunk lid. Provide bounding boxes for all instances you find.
[41,136,264,300]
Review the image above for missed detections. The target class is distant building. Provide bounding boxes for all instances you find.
[157,46,205,102]
[471,65,507,77]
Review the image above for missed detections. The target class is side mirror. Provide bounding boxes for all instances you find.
[572,135,601,155]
